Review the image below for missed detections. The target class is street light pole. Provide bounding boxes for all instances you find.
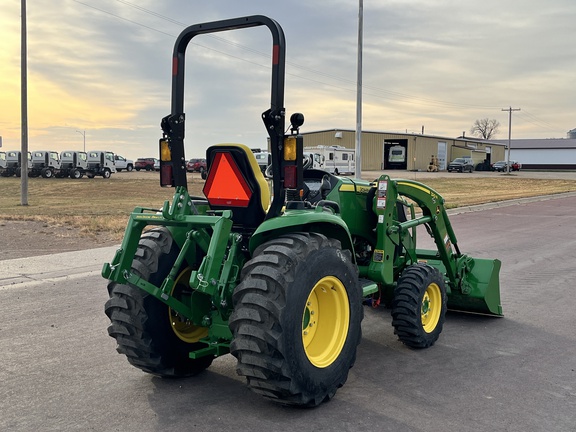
[76,130,86,152]
[21,0,29,206]
[355,0,363,179]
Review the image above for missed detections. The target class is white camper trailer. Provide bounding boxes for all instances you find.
[388,145,406,164]
[305,145,355,175]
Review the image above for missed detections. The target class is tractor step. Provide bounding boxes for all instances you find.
[359,278,379,297]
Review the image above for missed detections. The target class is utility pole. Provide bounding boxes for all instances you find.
[21,0,29,206]
[502,106,520,174]
[355,0,363,179]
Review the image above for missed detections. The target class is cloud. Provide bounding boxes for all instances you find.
[2,0,576,160]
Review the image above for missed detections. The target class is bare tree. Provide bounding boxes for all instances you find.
[470,118,500,140]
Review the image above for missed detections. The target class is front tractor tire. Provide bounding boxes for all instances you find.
[391,263,447,349]
[104,227,212,377]
[229,233,363,407]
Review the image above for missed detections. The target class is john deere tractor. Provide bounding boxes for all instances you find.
[102,15,502,407]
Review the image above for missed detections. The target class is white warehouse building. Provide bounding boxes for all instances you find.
[490,138,576,170]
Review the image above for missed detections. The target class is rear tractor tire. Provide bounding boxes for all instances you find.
[104,227,212,377]
[391,263,447,349]
[229,233,363,407]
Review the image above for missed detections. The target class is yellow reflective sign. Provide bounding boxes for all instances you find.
[283,136,297,161]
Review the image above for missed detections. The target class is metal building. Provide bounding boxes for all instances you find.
[490,138,576,170]
[301,129,506,172]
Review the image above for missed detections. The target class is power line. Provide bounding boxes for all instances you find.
[73,1,277,69]
[75,1,559,128]
[74,1,175,37]
[106,0,502,111]
[85,3,562,127]
[113,1,499,110]
[516,110,563,133]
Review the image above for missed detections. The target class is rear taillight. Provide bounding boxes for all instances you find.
[160,165,173,187]
[284,165,297,188]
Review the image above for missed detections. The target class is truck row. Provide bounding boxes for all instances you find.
[0,150,133,179]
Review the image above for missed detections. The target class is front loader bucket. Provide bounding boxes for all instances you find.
[448,258,503,316]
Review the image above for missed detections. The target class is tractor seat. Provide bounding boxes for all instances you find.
[203,143,271,228]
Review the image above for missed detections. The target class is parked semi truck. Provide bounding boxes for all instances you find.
[86,151,116,178]
[0,151,30,177]
[59,150,88,178]
[28,150,61,178]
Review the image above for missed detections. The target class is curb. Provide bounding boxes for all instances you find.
[0,245,119,289]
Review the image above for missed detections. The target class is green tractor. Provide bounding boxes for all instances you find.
[102,15,502,407]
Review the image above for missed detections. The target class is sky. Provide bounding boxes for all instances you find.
[1,0,575,161]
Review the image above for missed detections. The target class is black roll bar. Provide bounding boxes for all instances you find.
[162,15,287,214]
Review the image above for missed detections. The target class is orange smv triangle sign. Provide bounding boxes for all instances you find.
[203,152,252,207]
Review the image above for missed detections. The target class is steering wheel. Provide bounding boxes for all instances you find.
[303,154,313,170]
[264,154,313,179]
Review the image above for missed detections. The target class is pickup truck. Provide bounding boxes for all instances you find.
[491,160,521,172]
[114,154,134,172]
[447,157,474,173]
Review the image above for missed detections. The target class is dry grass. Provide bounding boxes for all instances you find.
[0,176,205,240]
[1,175,575,240]
[419,177,576,208]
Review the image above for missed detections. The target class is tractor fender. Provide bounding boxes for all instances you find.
[249,210,355,261]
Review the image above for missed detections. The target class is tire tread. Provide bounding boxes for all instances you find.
[230,233,361,406]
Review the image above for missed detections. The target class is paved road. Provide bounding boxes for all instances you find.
[1,196,575,431]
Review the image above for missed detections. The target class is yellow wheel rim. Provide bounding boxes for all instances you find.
[302,276,350,368]
[421,282,442,333]
[169,268,209,343]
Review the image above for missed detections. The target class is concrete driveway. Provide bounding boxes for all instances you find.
[1,195,575,431]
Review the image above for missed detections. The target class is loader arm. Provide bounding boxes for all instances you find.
[368,175,502,316]
[394,178,461,282]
